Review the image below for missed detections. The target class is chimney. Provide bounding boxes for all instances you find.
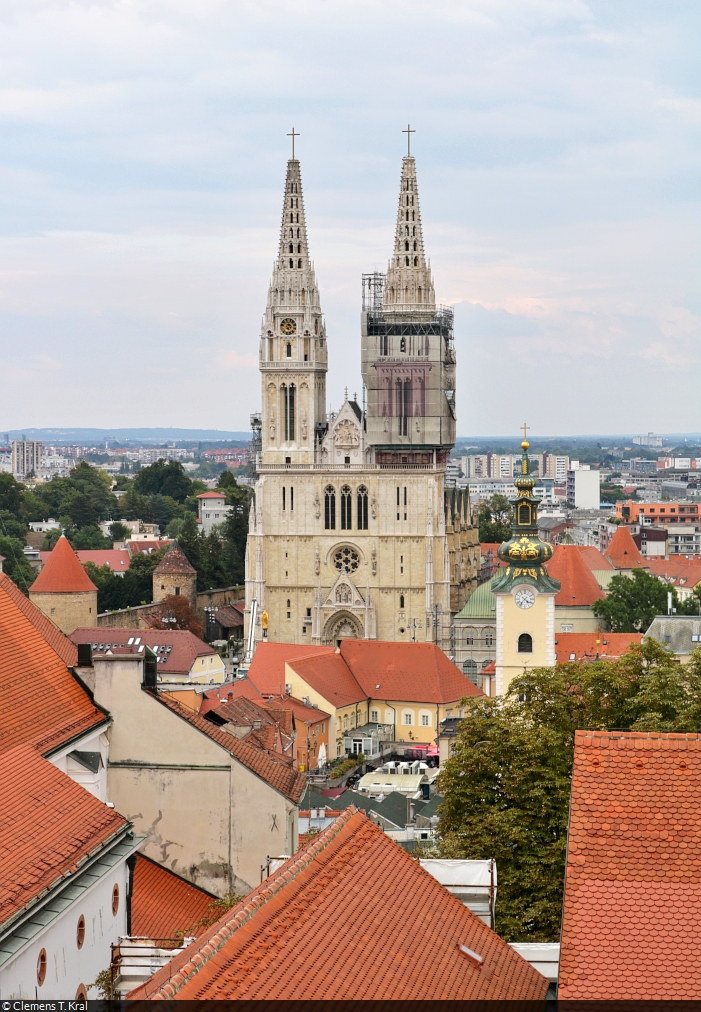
[77,642,93,667]
[252,719,262,730]
[143,646,158,692]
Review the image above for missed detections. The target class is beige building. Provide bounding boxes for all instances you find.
[86,650,304,896]
[244,148,478,652]
[29,535,98,634]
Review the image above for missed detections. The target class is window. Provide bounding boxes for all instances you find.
[282,487,286,511]
[324,485,336,529]
[403,712,413,725]
[174,587,180,596]
[518,633,533,653]
[357,485,368,529]
[112,884,119,916]
[518,503,531,525]
[343,714,348,729]
[76,915,86,949]
[370,709,378,722]
[340,485,352,529]
[466,633,474,645]
[421,714,430,726]
[290,486,294,511]
[400,337,406,352]
[485,632,494,647]
[399,595,405,609]
[306,607,311,618]
[37,948,47,986]
[286,342,292,357]
[283,383,295,440]
[334,547,360,573]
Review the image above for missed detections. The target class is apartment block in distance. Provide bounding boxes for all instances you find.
[12,439,42,478]
[566,463,600,509]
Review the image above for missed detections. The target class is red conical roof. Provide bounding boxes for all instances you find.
[605,526,646,570]
[30,536,97,594]
[546,544,605,607]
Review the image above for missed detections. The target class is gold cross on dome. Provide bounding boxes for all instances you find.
[521,421,530,442]
[402,123,415,156]
[287,127,299,159]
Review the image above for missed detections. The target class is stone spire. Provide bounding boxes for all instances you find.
[384,156,435,312]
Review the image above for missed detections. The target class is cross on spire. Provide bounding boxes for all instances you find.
[402,123,415,156]
[521,421,530,442]
[287,127,299,159]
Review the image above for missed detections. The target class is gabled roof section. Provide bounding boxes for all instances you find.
[646,558,701,589]
[546,545,605,607]
[605,525,646,569]
[339,640,484,703]
[40,548,131,572]
[576,545,614,572]
[560,731,701,999]
[155,693,305,803]
[196,491,226,500]
[287,651,364,708]
[0,576,105,757]
[70,628,215,676]
[247,642,333,695]
[29,535,97,593]
[0,744,128,927]
[128,808,547,1001]
[131,854,216,941]
[152,541,196,576]
[555,632,643,664]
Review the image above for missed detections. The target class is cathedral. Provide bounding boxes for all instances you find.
[244,143,478,650]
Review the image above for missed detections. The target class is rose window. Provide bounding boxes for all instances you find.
[334,547,360,574]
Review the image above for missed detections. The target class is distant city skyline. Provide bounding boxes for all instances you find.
[0,2,699,435]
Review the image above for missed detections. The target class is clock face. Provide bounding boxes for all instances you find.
[280,318,296,335]
[514,588,535,610]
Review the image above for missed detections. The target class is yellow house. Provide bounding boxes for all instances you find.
[247,639,483,759]
[70,628,227,685]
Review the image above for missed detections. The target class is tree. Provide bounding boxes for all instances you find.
[593,569,674,632]
[72,525,111,550]
[132,459,193,503]
[0,509,28,541]
[42,528,62,551]
[0,473,25,518]
[437,640,694,941]
[178,513,204,585]
[109,521,131,542]
[217,469,238,491]
[148,594,202,637]
[0,534,34,591]
[478,493,512,543]
[165,517,185,539]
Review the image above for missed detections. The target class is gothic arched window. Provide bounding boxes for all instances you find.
[518,633,533,653]
[357,486,368,529]
[297,259,302,268]
[405,240,409,251]
[324,486,336,529]
[400,337,406,352]
[414,257,418,266]
[282,383,295,441]
[298,244,301,253]
[289,243,293,253]
[413,241,417,251]
[286,343,292,357]
[340,485,352,529]
[399,595,405,609]
[289,258,294,268]
[405,256,410,266]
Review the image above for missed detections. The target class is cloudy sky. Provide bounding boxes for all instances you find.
[0,0,699,437]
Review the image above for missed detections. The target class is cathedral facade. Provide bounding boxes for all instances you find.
[244,150,478,651]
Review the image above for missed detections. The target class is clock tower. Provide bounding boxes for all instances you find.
[493,433,560,694]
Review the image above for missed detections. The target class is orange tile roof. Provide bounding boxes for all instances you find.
[128,808,548,1001]
[576,545,614,571]
[196,491,227,499]
[340,640,485,704]
[0,572,77,666]
[554,632,643,664]
[131,854,216,941]
[288,650,365,708]
[247,642,333,695]
[29,535,97,593]
[156,692,305,803]
[560,730,701,999]
[39,548,131,572]
[70,627,216,676]
[546,544,605,607]
[0,576,106,758]
[0,744,128,925]
[605,525,647,569]
[646,558,701,589]
[201,680,330,725]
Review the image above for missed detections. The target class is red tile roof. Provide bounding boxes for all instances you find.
[155,692,305,803]
[126,540,170,555]
[576,545,614,571]
[560,730,701,999]
[555,632,643,664]
[201,680,330,725]
[0,744,128,925]
[0,576,106,757]
[646,558,701,589]
[152,541,196,576]
[339,640,485,704]
[131,854,216,941]
[40,548,131,572]
[196,491,227,500]
[70,628,216,676]
[288,650,365,708]
[29,535,97,593]
[246,642,333,695]
[546,544,605,607]
[0,572,77,666]
[128,808,547,1001]
[605,525,647,569]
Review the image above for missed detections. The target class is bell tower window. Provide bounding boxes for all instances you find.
[518,633,533,653]
[324,486,336,530]
[340,485,352,530]
[286,342,292,357]
[282,383,295,442]
[357,485,368,529]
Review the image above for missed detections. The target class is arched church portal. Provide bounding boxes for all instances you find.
[322,611,363,647]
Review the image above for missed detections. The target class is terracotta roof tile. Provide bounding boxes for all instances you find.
[131,854,216,941]
[576,545,614,571]
[560,731,701,999]
[70,627,215,677]
[339,640,484,703]
[155,692,305,803]
[128,808,548,1001]
[605,526,647,569]
[646,558,701,589]
[0,576,106,757]
[546,544,606,607]
[247,642,333,695]
[0,744,128,925]
[287,651,365,708]
[196,491,227,500]
[29,536,97,593]
[152,541,196,576]
[555,632,643,664]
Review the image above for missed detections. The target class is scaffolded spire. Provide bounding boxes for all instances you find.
[384,154,435,312]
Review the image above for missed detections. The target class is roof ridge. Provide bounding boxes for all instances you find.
[148,809,359,998]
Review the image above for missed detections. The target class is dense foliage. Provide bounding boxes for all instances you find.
[437,640,701,941]
[593,568,700,632]
[477,493,512,543]
[85,550,166,612]
[147,594,202,637]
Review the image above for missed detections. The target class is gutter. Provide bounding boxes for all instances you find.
[42,714,111,760]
